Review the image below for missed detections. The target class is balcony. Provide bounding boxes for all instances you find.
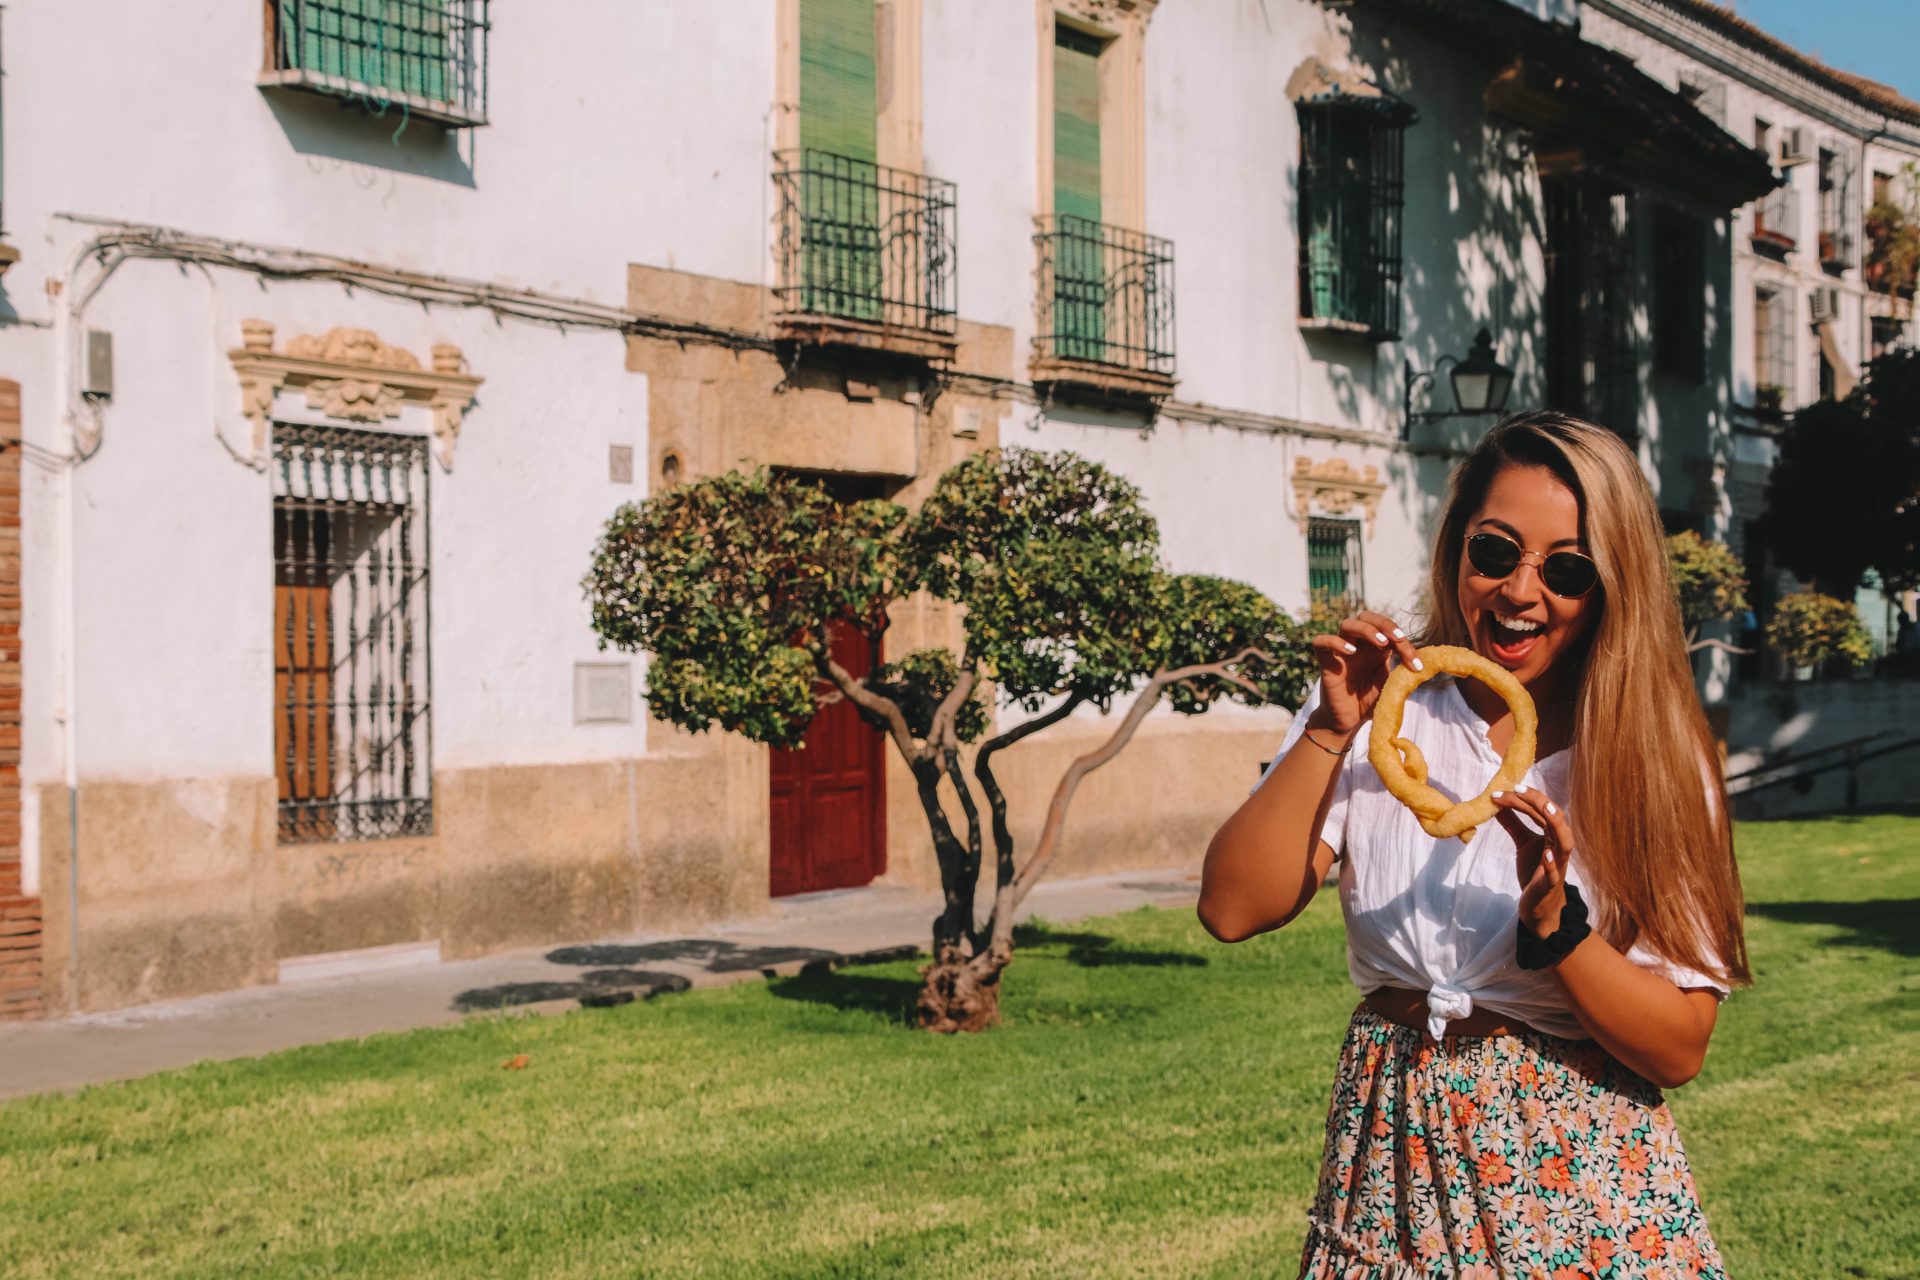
[1751,186,1797,255]
[1032,215,1177,402]
[1818,229,1855,270]
[261,0,490,128]
[772,150,958,363]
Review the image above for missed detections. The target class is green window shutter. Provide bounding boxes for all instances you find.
[1053,26,1102,223]
[281,1,452,104]
[1307,518,1361,604]
[798,0,880,319]
[800,0,878,162]
[1053,26,1105,359]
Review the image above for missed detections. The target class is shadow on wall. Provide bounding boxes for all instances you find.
[263,90,477,188]
[1311,22,1550,546]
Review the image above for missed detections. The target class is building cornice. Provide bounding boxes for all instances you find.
[1588,0,1920,153]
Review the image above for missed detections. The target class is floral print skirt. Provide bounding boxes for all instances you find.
[1298,1006,1727,1279]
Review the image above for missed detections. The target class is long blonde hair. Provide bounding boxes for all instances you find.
[1419,412,1750,986]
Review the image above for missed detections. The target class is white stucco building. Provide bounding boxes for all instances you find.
[0,0,1806,1015]
[1581,0,1920,662]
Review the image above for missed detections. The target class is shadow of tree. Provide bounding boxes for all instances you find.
[766,970,924,1026]
[545,940,841,973]
[1745,898,1920,958]
[452,969,692,1013]
[1012,920,1207,968]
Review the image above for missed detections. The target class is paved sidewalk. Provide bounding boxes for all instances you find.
[0,865,1203,1101]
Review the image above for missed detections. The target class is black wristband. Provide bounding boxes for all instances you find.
[1516,883,1591,970]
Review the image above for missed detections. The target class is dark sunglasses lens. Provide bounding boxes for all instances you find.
[1543,553,1599,598]
[1466,534,1520,577]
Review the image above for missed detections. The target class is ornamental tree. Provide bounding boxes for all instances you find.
[1664,531,1750,655]
[1763,592,1873,673]
[1761,347,1920,595]
[585,448,1314,1032]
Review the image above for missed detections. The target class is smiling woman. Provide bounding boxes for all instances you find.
[1200,411,1753,1278]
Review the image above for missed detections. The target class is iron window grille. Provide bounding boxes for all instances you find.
[1307,518,1365,606]
[1543,173,1639,436]
[273,423,433,844]
[1816,148,1857,267]
[1753,285,1793,409]
[1033,214,1176,376]
[772,149,957,336]
[1752,181,1798,251]
[264,0,490,128]
[1297,94,1413,341]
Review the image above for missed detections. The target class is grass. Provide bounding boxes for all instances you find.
[1,812,1914,1279]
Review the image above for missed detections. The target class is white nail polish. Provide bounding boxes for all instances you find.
[1545,801,1557,814]
[1391,627,1405,639]
[1412,657,1423,671]
[1545,850,1556,865]
[1374,632,1389,644]
[1342,642,1358,654]
[1490,791,1503,799]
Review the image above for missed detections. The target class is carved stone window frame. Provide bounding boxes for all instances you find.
[228,320,483,470]
[1292,455,1386,539]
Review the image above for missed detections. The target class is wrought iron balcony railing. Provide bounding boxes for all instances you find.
[773,150,957,341]
[264,0,490,128]
[1033,215,1176,381]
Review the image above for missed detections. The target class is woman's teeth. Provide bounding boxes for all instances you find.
[1492,614,1541,636]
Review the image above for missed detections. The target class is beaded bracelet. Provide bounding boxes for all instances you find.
[1303,728,1352,757]
[1516,883,1591,970]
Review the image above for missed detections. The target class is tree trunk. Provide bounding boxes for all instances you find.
[916,945,1007,1033]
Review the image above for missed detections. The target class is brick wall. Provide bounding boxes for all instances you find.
[0,380,37,1020]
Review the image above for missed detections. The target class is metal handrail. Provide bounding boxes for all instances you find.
[1726,735,1920,808]
[1724,730,1892,788]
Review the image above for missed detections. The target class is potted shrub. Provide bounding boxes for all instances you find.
[1763,591,1873,680]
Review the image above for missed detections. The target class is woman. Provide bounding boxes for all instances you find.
[1200,412,1749,1278]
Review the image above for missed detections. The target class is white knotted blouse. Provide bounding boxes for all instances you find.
[1255,680,1727,1041]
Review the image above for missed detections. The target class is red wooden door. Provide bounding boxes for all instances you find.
[769,619,886,896]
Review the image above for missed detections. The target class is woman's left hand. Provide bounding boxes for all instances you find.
[1492,786,1576,937]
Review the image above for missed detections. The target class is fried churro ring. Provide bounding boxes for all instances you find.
[1368,645,1537,842]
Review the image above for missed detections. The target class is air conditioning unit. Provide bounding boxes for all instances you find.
[1809,286,1840,326]
[1779,126,1811,167]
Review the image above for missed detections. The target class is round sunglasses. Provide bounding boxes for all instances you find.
[1464,531,1601,599]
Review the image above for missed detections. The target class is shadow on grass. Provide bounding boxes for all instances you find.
[451,969,691,1013]
[1012,920,1208,969]
[764,922,1207,1026]
[1745,898,1920,957]
[1737,802,1920,825]
[767,970,924,1026]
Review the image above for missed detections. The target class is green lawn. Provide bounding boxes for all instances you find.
[2,813,1914,1279]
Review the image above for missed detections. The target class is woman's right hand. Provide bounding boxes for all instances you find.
[1307,610,1424,735]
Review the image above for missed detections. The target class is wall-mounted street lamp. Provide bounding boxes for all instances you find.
[1403,327,1514,441]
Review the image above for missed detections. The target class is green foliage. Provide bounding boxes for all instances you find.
[1665,531,1749,636]
[1761,346,1920,594]
[1864,162,1920,299]
[904,448,1162,711]
[1763,592,1874,670]
[1155,574,1316,715]
[866,648,990,744]
[583,468,906,747]
[1303,589,1373,637]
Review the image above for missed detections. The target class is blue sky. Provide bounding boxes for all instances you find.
[1724,0,1920,101]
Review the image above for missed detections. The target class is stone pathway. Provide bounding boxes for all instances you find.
[0,865,1203,1100]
